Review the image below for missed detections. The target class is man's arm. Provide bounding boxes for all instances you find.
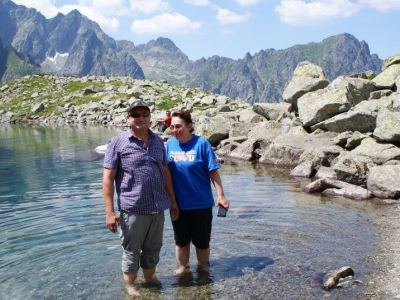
[103,167,120,233]
[163,165,179,221]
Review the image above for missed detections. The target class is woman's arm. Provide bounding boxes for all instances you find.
[209,169,230,210]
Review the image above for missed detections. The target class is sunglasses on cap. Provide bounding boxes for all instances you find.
[129,111,150,118]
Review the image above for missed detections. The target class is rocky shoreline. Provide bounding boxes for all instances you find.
[1,55,400,293]
[3,56,399,202]
[367,201,400,299]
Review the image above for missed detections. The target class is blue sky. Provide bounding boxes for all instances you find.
[13,0,400,61]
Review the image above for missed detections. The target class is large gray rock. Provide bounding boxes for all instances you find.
[298,76,376,127]
[345,131,367,149]
[333,153,373,186]
[289,161,314,177]
[229,121,251,138]
[258,133,342,166]
[351,138,400,164]
[283,61,329,109]
[373,108,400,142]
[315,166,338,179]
[381,55,400,71]
[367,165,400,199]
[218,121,282,160]
[194,114,234,145]
[253,102,292,121]
[302,178,372,200]
[31,102,45,113]
[333,138,400,185]
[313,108,377,133]
[238,109,266,123]
[372,64,400,89]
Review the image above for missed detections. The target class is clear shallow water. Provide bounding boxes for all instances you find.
[0,124,382,299]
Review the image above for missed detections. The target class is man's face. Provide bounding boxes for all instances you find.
[127,108,151,130]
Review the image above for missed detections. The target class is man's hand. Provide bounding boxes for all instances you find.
[106,211,120,233]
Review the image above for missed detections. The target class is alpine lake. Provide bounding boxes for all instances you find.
[0,124,390,299]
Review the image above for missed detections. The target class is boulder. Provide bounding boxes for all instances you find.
[238,108,266,124]
[253,102,292,121]
[282,61,329,110]
[373,108,400,142]
[333,138,400,185]
[351,137,400,165]
[333,152,373,186]
[195,114,233,146]
[312,108,377,133]
[258,133,342,166]
[303,178,372,200]
[289,161,314,178]
[315,166,337,179]
[298,76,376,127]
[381,55,400,71]
[31,103,45,113]
[372,64,400,89]
[367,165,400,199]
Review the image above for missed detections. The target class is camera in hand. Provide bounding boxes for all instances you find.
[217,205,227,217]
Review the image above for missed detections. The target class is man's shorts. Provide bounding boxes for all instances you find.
[172,207,213,249]
[119,211,165,273]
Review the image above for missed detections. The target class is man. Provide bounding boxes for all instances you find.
[151,110,172,132]
[102,99,179,297]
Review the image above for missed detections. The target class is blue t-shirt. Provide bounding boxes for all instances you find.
[166,135,220,211]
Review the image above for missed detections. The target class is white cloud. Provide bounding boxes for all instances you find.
[131,13,201,34]
[13,0,59,18]
[129,0,171,14]
[236,0,261,7]
[184,0,211,6]
[359,0,400,12]
[275,0,362,26]
[85,0,129,17]
[216,7,251,25]
[55,4,119,33]
[220,29,235,34]
[13,1,123,32]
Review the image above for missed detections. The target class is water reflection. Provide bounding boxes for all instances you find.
[0,125,382,299]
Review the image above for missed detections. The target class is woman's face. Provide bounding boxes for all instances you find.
[170,116,192,141]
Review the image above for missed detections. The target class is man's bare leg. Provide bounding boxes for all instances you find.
[123,272,140,297]
[196,248,211,272]
[143,266,161,284]
[175,244,190,274]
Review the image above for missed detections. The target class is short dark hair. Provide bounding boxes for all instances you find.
[172,110,194,133]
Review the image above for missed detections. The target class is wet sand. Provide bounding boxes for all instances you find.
[367,200,400,299]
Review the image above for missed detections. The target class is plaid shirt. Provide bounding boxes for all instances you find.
[103,128,171,214]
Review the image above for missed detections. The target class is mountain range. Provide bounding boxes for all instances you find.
[0,0,383,103]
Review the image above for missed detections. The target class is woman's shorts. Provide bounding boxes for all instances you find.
[172,207,213,249]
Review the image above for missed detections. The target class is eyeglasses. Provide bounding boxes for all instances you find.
[170,124,184,130]
[129,111,150,118]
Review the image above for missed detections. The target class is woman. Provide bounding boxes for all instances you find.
[166,110,230,274]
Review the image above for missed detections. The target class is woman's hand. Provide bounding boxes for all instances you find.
[217,196,230,210]
[170,203,180,221]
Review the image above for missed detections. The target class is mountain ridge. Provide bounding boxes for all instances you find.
[0,0,383,103]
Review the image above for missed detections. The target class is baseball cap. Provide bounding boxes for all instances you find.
[127,99,150,112]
